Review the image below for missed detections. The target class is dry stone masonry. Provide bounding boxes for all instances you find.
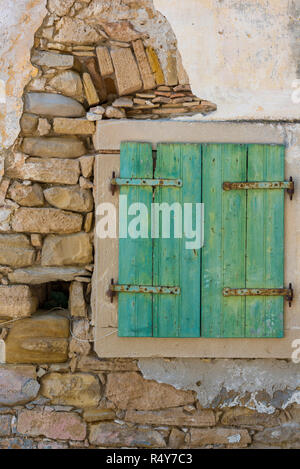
[0,0,298,450]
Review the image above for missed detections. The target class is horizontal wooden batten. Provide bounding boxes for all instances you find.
[111,177,183,188]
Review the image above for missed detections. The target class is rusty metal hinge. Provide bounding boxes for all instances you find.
[223,283,294,307]
[223,177,295,200]
[110,172,182,195]
[107,279,180,303]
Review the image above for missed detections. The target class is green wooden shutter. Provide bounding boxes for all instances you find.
[117,142,285,339]
[201,143,285,338]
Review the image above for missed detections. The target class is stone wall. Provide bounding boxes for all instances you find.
[0,0,299,450]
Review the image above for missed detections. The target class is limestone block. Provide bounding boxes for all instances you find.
[221,407,283,427]
[41,232,93,266]
[79,156,94,178]
[132,40,156,90]
[24,93,86,118]
[0,365,39,405]
[12,208,83,234]
[21,137,86,159]
[169,428,185,448]
[8,266,89,285]
[101,21,142,42]
[96,46,114,77]
[31,50,74,69]
[6,157,80,185]
[146,47,165,85]
[40,373,101,407]
[49,71,83,97]
[53,118,95,135]
[125,408,215,427]
[0,285,38,319]
[20,114,38,135]
[5,314,69,364]
[44,186,93,212]
[0,415,11,436]
[105,106,126,119]
[110,48,142,95]
[77,356,139,372]
[254,423,300,447]
[89,422,166,448]
[17,409,86,441]
[48,0,75,17]
[8,182,44,207]
[84,58,107,102]
[83,408,115,423]
[37,118,51,136]
[190,427,251,448]
[54,17,101,44]
[69,318,90,356]
[106,372,196,410]
[69,281,87,317]
[0,234,35,267]
[112,97,133,108]
[83,73,99,106]
[30,234,42,248]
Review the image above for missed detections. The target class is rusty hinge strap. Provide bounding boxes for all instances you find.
[112,177,182,188]
[108,280,180,303]
[223,284,293,306]
[223,177,294,200]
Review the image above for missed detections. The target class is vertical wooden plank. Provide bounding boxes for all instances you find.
[246,145,285,338]
[153,144,202,337]
[118,142,153,337]
[201,144,247,337]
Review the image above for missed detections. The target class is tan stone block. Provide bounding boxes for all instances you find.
[12,208,83,234]
[8,266,89,285]
[37,119,51,136]
[105,106,126,118]
[41,232,92,266]
[0,234,35,268]
[146,47,165,85]
[83,408,115,423]
[84,58,107,102]
[110,48,142,96]
[0,365,39,406]
[69,318,91,356]
[166,52,178,86]
[44,186,93,212]
[21,137,86,159]
[125,407,215,427]
[84,212,93,232]
[189,427,251,448]
[6,157,80,186]
[0,285,38,319]
[101,21,141,42]
[69,281,87,317]
[96,46,114,78]
[221,407,283,427]
[8,182,44,207]
[0,178,10,204]
[54,17,101,44]
[49,71,83,98]
[5,313,69,364]
[40,373,101,407]
[89,422,165,448]
[24,93,85,118]
[31,50,74,69]
[17,409,86,441]
[20,114,38,135]
[53,118,95,135]
[83,73,99,106]
[30,234,42,248]
[106,372,196,410]
[79,156,94,178]
[132,40,156,90]
[77,356,139,372]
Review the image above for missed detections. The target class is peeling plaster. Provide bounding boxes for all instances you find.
[138,359,300,413]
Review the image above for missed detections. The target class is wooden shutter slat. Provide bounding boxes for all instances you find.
[153,144,202,337]
[246,144,285,338]
[201,144,247,337]
[118,142,153,337]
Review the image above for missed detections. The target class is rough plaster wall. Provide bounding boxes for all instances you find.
[139,359,300,413]
[0,0,47,151]
[154,0,300,120]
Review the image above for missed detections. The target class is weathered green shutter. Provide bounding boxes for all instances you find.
[118,142,201,337]
[118,142,285,338]
[201,143,285,338]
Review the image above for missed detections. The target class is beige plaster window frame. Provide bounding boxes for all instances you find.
[92,120,300,358]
